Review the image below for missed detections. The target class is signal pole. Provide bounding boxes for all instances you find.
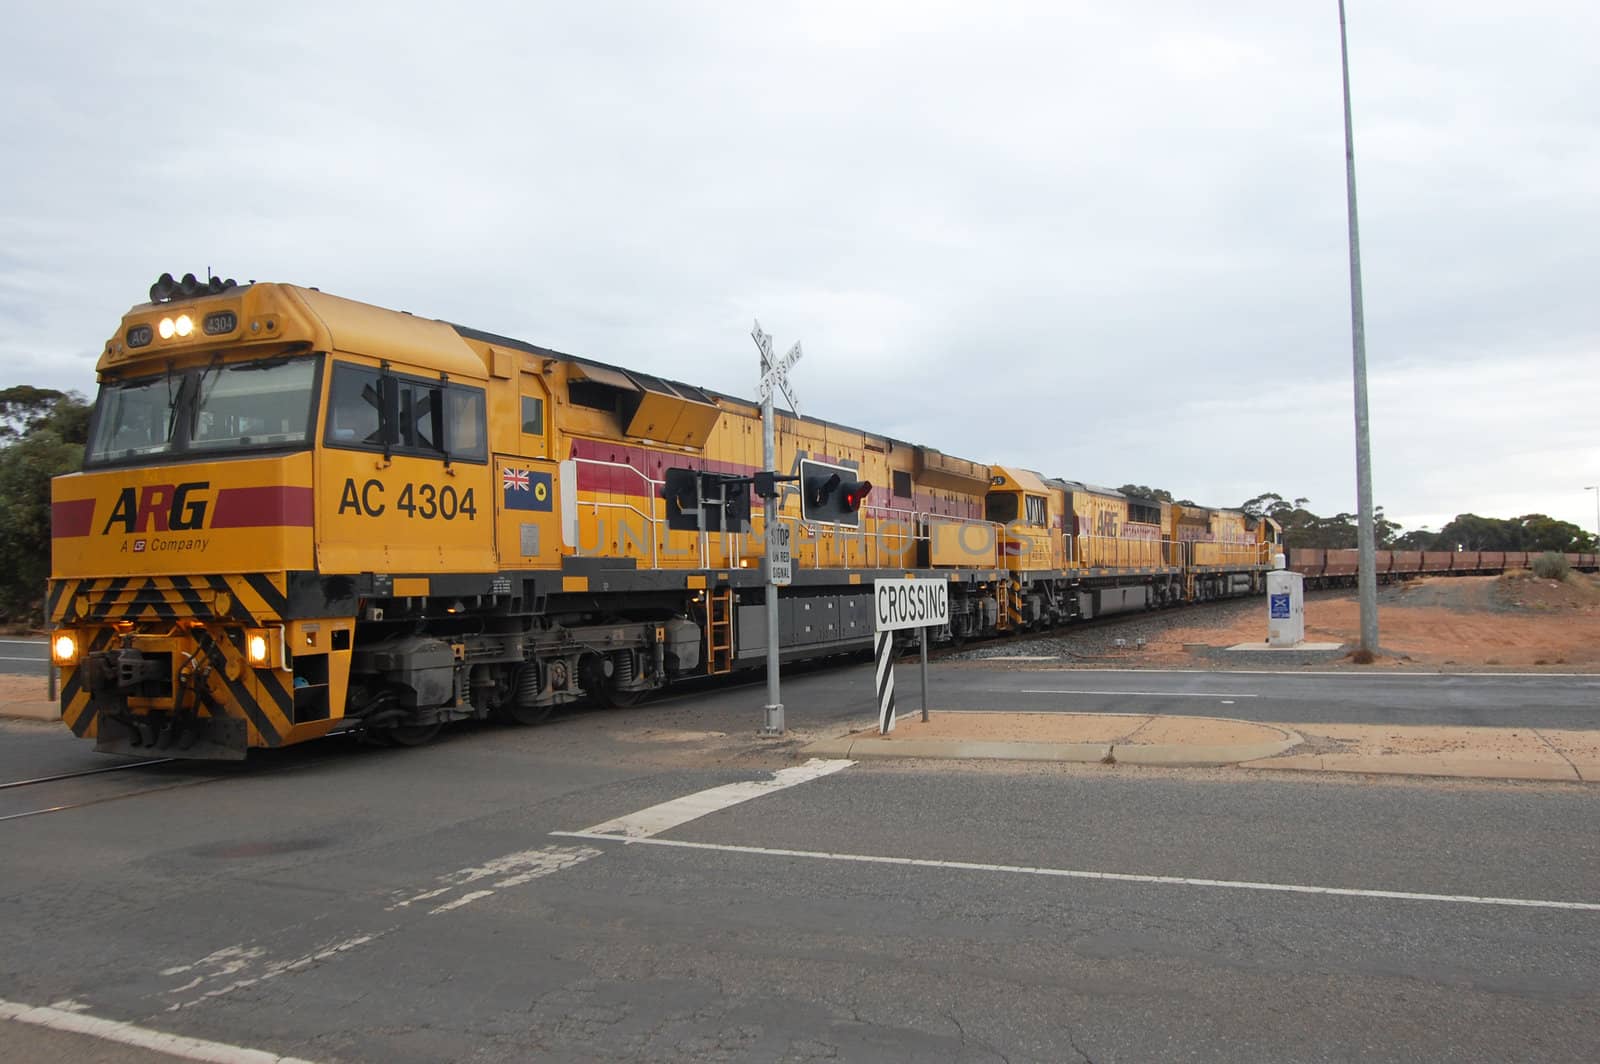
[1339,0,1380,658]
[752,321,800,736]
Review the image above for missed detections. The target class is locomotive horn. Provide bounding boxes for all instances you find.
[149,272,178,303]
[178,272,203,298]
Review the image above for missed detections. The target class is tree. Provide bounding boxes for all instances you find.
[1237,492,1398,549]
[0,388,89,623]
[1432,512,1597,552]
[1117,484,1174,503]
[0,385,88,442]
[1392,528,1438,550]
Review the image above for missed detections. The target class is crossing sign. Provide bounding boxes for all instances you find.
[872,578,951,632]
[753,320,800,413]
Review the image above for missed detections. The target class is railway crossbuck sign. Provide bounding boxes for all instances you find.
[871,578,950,734]
[753,320,801,414]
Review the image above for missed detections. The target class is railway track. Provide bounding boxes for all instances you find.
[0,749,341,824]
[0,759,174,791]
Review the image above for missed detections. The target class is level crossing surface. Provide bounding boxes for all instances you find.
[1,682,1596,1064]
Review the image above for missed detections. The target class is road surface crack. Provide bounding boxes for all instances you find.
[1530,729,1582,780]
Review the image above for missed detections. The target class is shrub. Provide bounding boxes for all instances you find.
[1531,551,1570,580]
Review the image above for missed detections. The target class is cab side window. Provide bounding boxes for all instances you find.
[1024,495,1048,527]
[327,365,384,445]
[325,363,487,463]
[522,395,544,435]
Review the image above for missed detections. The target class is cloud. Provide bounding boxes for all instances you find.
[2,1,1596,531]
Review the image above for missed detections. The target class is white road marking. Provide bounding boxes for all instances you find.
[388,844,602,912]
[430,890,496,914]
[0,996,320,1063]
[161,944,263,978]
[578,758,856,839]
[0,654,47,662]
[1020,689,1259,698]
[160,844,603,1010]
[166,933,386,1011]
[151,767,854,1015]
[552,832,1600,913]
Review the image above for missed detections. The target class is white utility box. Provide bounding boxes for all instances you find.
[1266,568,1305,647]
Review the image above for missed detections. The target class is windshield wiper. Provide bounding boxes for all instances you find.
[229,356,293,372]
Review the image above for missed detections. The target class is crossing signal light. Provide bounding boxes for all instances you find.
[799,458,867,526]
[804,471,840,518]
[840,480,871,514]
[663,467,752,533]
[717,474,752,533]
[664,468,701,532]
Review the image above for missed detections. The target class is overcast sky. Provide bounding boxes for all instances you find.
[4,2,1597,535]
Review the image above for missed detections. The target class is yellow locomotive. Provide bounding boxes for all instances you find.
[48,274,1274,757]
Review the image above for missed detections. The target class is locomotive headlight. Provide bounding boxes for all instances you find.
[246,630,271,666]
[158,317,176,339]
[244,627,286,670]
[52,632,79,666]
[174,314,194,337]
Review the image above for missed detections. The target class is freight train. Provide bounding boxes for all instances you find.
[1288,548,1598,587]
[42,275,1545,759]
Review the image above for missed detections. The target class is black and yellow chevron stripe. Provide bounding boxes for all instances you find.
[60,628,116,738]
[49,573,289,626]
[190,627,294,747]
[59,626,294,748]
[52,573,295,749]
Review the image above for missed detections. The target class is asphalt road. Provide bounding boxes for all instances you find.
[927,665,1600,728]
[669,659,1600,731]
[1,679,1596,1064]
[0,637,46,678]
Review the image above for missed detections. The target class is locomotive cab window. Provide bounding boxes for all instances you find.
[985,492,1019,523]
[325,363,487,463]
[85,354,320,468]
[1024,495,1048,527]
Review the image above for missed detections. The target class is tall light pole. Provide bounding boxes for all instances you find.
[1586,486,1599,545]
[1339,0,1380,659]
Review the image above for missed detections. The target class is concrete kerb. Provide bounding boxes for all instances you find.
[0,701,58,723]
[802,717,1303,768]
[805,736,1115,764]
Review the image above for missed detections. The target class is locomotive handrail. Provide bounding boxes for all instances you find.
[1071,533,1176,570]
[913,510,1006,571]
[568,457,665,569]
[568,456,738,570]
[862,502,923,569]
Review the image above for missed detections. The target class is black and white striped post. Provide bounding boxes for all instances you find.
[872,577,950,736]
[873,629,897,733]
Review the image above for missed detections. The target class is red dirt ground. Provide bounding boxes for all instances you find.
[1150,573,1600,670]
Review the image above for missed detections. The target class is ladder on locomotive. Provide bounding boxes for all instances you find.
[704,587,734,675]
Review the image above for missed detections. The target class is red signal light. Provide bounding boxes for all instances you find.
[841,480,872,513]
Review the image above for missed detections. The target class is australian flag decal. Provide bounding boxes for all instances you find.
[503,467,552,512]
